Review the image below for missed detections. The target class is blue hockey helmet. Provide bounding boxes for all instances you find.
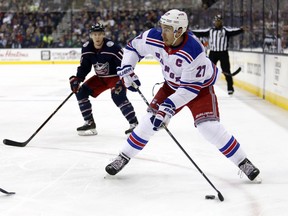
[89,23,105,33]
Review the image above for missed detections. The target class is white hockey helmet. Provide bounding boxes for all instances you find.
[160,9,188,35]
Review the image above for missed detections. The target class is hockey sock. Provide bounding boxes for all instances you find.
[119,100,137,124]
[122,112,156,158]
[78,98,93,121]
[197,121,246,165]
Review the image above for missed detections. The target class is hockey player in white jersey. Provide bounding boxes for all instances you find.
[105,9,260,181]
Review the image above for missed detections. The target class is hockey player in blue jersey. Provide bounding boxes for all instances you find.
[105,9,260,181]
[69,23,138,135]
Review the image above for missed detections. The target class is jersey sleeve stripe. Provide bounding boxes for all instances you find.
[125,41,135,51]
[101,52,122,61]
[118,51,123,58]
[146,37,165,48]
[146,37,165,45]
[202,63,219,87]
[179,81,202,94]
[178,50,194,62]
[125,41,145,59]
[166,80,180,90]
[174,53,192,63]
[81,51,95,56]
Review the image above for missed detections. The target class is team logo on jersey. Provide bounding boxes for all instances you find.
[93,62,109,75]
[106,41,114,47]
[83,41,89,47]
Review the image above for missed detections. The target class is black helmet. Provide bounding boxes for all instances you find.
[89,23,105,33]
[214,14,222,21]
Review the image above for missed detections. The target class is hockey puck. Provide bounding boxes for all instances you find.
[205,195,215,200]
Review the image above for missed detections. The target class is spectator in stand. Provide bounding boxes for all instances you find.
[26,23,35,36]
[0,35,5,48]
[0,1,275,50]
[42,33,53,48]
[11,34,22,48]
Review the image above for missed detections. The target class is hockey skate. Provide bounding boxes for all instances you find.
[228,90,234,95]
[238,158,260,181]
[105,153,130,175]
[124,122,138,135]
[77,120,97,136]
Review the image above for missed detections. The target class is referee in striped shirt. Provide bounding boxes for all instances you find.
[192,15,244,95]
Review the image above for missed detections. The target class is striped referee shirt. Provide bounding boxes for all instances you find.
[192,27,243,51]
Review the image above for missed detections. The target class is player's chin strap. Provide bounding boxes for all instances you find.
[171,29,184,46]
[131,82,224,202]
[171,34,181,46]
[171,38,178,46]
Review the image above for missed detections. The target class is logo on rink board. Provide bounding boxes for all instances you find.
[41,50,51,60]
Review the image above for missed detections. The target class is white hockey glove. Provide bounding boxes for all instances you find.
[117,65,141,92]
[151,99,176,131]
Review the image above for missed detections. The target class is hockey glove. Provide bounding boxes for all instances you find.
[151,99,176,131]
[117,65,141,92]
[114,80,124,95]
[69,76,82,93]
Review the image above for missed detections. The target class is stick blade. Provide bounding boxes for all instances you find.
[232,67,241,76]
[3,139,28,147]
[217,192,224,202]
[222,67,242,77]
[0,188,16,195]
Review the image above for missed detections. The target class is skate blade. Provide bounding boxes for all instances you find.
[252,176,262,184]
[78,129,98,136]
[103,173,114,179]
[103,173,123,180]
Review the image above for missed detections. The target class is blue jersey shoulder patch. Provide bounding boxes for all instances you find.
[146,28,164,48]
[83,41,89,47]
[182,33,204,59]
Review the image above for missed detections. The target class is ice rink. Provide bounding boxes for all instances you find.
[1,64,288,216]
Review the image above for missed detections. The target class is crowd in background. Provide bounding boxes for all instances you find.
[0,0,191,49]
[0,0,67,48]
[1,0,288,52]
[60,9,163,48]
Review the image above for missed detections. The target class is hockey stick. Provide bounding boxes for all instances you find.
[3,92,74,147]
[222,67,241,77]
[133,84,224,201]
[0,187,15,195]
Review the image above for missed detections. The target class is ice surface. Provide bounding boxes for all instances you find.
[0,64,288,216]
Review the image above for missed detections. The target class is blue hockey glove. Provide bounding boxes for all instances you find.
[117,65,141,92]
[69,76,82,93]
[151,99,176,131]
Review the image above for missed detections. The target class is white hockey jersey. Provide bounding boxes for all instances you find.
[121,28,220,109]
